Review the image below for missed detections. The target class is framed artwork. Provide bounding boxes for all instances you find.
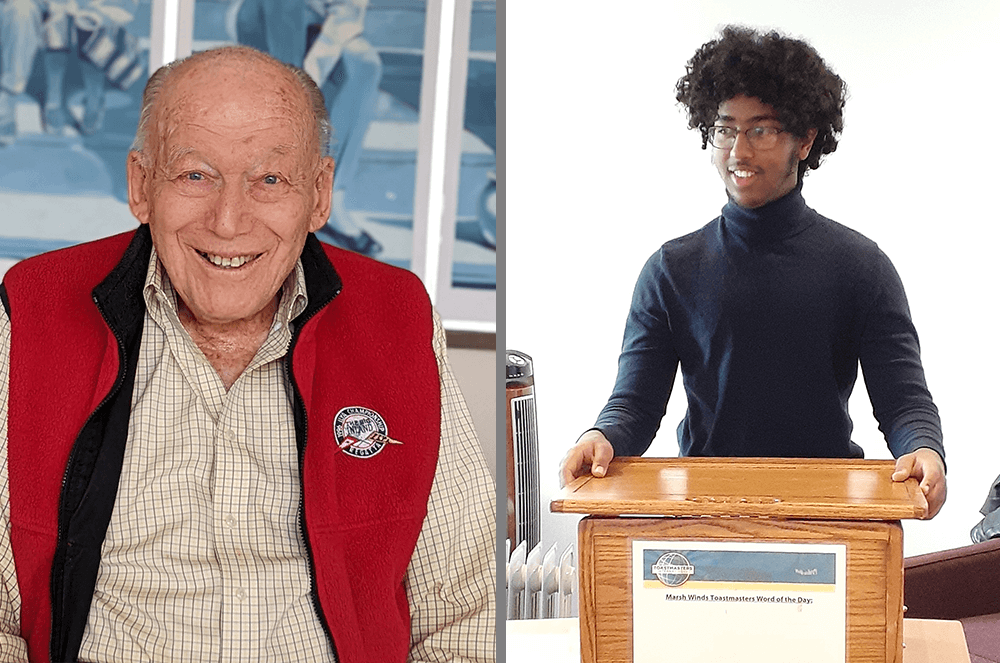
[0,0,152,274]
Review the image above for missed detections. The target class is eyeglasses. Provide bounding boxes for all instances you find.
[707,125,786,150]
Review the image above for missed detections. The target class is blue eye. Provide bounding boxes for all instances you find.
[186,172,204,181]
[263,175,279,185]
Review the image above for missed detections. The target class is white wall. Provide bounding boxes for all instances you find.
[507,0,1000,557]
[447,346,497,479]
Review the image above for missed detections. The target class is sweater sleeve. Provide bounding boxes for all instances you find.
[858,252,944,464]
[593,252,680,457]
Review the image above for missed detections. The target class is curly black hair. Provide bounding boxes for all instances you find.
[676,26,847,178]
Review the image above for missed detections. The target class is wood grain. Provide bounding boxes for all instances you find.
[553,457,926,520]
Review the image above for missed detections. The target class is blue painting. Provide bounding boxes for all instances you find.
[0,0,150,270]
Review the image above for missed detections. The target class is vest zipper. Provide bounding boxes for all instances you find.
[286,284,341,660]
[50,295,129,661]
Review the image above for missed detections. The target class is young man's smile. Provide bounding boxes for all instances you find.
[712,95,816,209]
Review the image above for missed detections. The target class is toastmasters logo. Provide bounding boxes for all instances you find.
[652,552,696,587]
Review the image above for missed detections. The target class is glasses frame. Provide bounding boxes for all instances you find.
[707,125,788,151]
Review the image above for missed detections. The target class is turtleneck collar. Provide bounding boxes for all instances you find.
[721,180,813,244]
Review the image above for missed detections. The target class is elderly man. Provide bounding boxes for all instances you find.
[0,46,494,662]
[560,26,946,518]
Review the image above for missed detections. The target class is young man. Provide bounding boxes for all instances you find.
[560,26,946,518]
[0,46,494,662]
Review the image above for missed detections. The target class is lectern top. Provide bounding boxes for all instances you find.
[551,457,927,520]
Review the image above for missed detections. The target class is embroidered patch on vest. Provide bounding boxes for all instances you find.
[333,406,402,458]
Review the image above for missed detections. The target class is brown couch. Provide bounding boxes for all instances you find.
[904,537,1000,663]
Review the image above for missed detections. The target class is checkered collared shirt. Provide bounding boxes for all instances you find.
[0,250,495,662]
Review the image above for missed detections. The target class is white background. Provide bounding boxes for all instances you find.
[507,0,1000,557]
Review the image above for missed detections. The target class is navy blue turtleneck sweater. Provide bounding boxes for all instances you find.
[594,184,944,461]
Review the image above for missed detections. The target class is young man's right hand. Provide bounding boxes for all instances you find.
[559,430,615,487]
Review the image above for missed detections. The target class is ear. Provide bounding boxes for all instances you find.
[798,128,819,161]
[308,156,335,233]
[127,151,152,225]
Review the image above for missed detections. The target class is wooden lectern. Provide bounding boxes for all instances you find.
[551,457,928,663]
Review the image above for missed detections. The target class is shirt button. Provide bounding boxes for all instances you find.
[236,588,247,602]
[224,515,237,529]
[224,429,236,442]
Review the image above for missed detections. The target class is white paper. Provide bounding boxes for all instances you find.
[632,540,847,663]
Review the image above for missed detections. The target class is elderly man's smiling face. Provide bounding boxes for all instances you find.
[127,53,333,326]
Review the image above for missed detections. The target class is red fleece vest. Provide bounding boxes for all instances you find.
[4,231,441,662]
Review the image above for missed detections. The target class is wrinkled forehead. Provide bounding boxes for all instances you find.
[151,57,317,159]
